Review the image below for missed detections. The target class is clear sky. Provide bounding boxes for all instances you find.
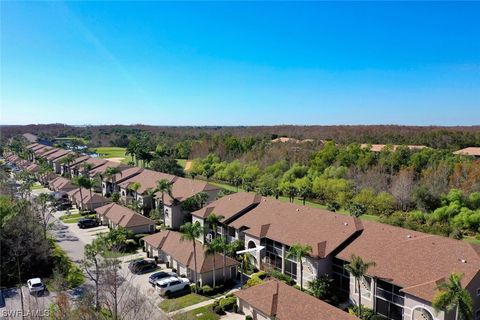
[1,1,479,126]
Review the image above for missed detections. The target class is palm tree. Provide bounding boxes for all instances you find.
[104,167,121,194]
[82,162,93,176]
[180,221,204,293]
[73,176,91,211]
[433,273,473,320]
[344,254,376,319]
[215,236,230,284]
[204,237,223,289]
[39,162,53,184]
[144,188,157,213]
[206,213,225,240]
[127,182,141,205]
[59,154,76,177]
[286,243,312,291]
[156,179,173,227]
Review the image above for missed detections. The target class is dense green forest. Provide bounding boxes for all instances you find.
[2,125,480,242]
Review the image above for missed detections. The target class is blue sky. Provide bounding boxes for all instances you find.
[1,1,479,126]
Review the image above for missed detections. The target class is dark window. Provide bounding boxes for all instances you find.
[390,304,403,320]
[376,298,389,317]
[284,260,297,279]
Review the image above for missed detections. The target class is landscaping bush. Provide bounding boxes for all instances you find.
[191,284,201,294]
[266,270,295,285]
[250,271,267,280]
[201,285,213,295]
[213,305,225,315]
[245,275,264,288]
[219,297,237,311]
[245,316,253,320]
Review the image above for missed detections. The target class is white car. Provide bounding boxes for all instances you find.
[155,276,190,296]
[27,278,45,294]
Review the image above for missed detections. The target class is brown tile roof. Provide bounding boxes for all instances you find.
[360,144,427,152]
[110,167,144,183]
[30,144,47,152]
[26,163,39,173]
[454,147,480,156]
[26,143,41,150]
[37,147,59,157]
[22,133,38,143]
[68,188,110,205]
[235,280,357,320]
[49,176,76,191]
[191,192,262,220]
[69,155,91,167]
[336,221,480,302]
[142,230,239,273]
[229,198,363,258]
[51,151,76,164]
[96,203,154,228]
[160,177,219,206]
[70,157,107,171]
[45,149,71,161]
[88,161,126,178]
[118,169,175,194]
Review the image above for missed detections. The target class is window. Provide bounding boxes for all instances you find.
[375,298,403,320]
[475,308,480,320]
[284,260,297,279]
[477,288,480,296]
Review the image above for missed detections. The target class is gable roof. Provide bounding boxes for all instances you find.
[70,157,107,171]
[88,161,125,178]
[160,177,219,206]
[37,147,59,158]
[454,147,480,156]
[142,230,239,273]
[192,192,262,221]
[336,221,480,302]
[229,198,363,258]
[95,203,154,228]
[118,169,175,194]
[235,280,357,320]
[23,133,38,143]
[45,149,71,161]
[68,187,110,205]
[109,167,144,184]
[69,155,91,167]
[49,176,76,191]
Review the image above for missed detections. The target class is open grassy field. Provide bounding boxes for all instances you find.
[90,147,133,164]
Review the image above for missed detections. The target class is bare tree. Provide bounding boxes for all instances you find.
[34,193,54,240]
[390,167,415,211]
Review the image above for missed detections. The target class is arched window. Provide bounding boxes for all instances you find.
[412,307,434,320]
[247,241,256,249]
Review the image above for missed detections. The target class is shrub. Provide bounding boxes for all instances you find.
[191,284,201,294]
[245,275,264,288]
[250,271,267,280]
[267,270,295,285]
[201,285,213,295]
[219,297,237,311]
[246,316,253,320]
[213,305,225,315]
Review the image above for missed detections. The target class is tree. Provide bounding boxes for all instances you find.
[72,176,91,211]
[105,167,121,193]
[156,179,173,226]
[34,193,54,240]
[206,212,225,239]
[285,243,312,291]
[83,241,105,311]
[432,273,473,320]
[390,167,415,211]
[344,254,376,319]
[204,237,223,289]
[127,182,141,205]
[59,154,76,177]
[294,177,312,205]
[180,221,204,292]
[308,275,334,301]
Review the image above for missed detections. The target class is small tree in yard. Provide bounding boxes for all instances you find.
[35,192,54,240]
[286,243,312,291]
[309,275,334,301]
[83,240,106,311]
[345,254,376,319]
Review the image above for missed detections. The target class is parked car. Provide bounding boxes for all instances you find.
[148,271,177,286]
[130,260,157,274]
[77,218,98,229]
[55,200,72,210]
[27,278,45,295]
[155,277,190,296]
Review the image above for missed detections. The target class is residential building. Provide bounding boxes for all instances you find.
[48,176,77,192]
[360,144,427,152]
[95,203,155,234]
[61,155,90,176]
[143,230,239,286]
[67,187,110,211]
[102,166,143,196]
[70,157,107,177]
[335,221,480,320]
[191,192,262,243]
[235,279,357,320]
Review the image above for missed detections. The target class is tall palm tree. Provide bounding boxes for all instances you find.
[204,237,223,289]
[59,154,76,177]
[105,167,121,194]
[156,179,173,227]
[144,188,157,213]
[39,162,53,184]
[127,182,141,205]
[206,213,225,240]
[215,236,230,284]
[286,243,312,291]
[180,221,204,293]
[82,162,93,176]
[344,254,376,319]
[433,273,473,320]
[73,176,91,211]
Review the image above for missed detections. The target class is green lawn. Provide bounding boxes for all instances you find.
[464,236,480,245]
[172,305,219,320]
[160,293,209,312]
[60,213,96,223]
[31,182,45,190]
[176,159,187,168]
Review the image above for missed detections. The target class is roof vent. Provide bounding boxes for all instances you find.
[296,208,300,212]
[228,197,232,200]
[344,222,348,226]
[460,259,467,264]
[407,235,412,238]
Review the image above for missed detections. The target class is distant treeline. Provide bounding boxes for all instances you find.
[1,124,480,150]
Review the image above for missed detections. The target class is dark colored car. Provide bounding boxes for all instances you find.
[77,218,98,229]
[55,200,72,210]
[148,271,177,285]
[129,260,157,274]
